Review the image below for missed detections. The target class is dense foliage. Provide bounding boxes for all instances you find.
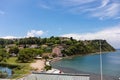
[0,49,9,62]
[0,37,115,62]
[0,38,14,48]
[62,40,115,56]
[9,46,19,55]
[17,48,36,62]
[17,48,43,62]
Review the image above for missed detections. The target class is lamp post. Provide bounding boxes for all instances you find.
[99,40,103,80]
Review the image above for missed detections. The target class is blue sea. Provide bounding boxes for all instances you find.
[52,50,120,77]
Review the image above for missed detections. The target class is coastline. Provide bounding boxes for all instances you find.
[50,51,119,80]
[19,50,119,80]
[30,50,118,80]
[52,66,118,80]
[53,50,116,61]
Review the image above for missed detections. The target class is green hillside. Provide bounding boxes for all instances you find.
[0,37,115,57]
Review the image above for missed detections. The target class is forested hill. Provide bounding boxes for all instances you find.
[0,36,115,56]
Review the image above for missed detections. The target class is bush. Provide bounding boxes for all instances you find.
[42,54,49,60]
[44,65,52,71]
[0,49,9,62]
[0,71,8,78]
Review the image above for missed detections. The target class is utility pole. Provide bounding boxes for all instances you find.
[100,40,103,80]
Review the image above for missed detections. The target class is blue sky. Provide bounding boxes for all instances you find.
[0,0,120,48]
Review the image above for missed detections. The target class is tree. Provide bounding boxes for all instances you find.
[0,39,5,45]
[35,49,43,56]
[0,49,9,62]
[17,48,35,63]
[70,37,73,41]
[9,46,19,56]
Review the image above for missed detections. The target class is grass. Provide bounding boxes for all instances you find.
[6,57,17,64]
[5,57,32,79]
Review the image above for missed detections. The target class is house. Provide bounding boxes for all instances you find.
[34,56,42,59]
[59,37,70,41]
[10,53,17,57]
[18,45,25,49]
[5,44,16,48]
[41,45,48,48]
[29,44,39,48]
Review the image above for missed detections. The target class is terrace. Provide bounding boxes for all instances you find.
[18,73,90,80]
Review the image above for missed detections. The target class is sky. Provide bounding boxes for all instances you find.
[0,0,120,49]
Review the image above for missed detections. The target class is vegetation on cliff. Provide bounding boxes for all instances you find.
[0,36,115,61]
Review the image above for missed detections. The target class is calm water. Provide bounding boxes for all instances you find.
[0,67,12,77]
[52,50,120,77]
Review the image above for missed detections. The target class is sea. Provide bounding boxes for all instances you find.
[52,50,120,78]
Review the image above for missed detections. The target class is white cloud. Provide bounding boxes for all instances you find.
[92,3,120,19]
[61,25,120,49]
[1,36,19,39]
[40,0,120,19]
[26,30,44,37]
[68,0,120,19]
[100,0,110,8]
[0,30,45,39]
[37,0,120,19]
[60,0,96,7]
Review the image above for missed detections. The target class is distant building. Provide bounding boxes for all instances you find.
[19,45,25,49]
[59,37,70,41]
[34,56,42,59]
[29,44,39,48]
[10,53,17,57]
[5,44,16,48]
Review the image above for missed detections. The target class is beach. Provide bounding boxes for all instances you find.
[30,60,45,72]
